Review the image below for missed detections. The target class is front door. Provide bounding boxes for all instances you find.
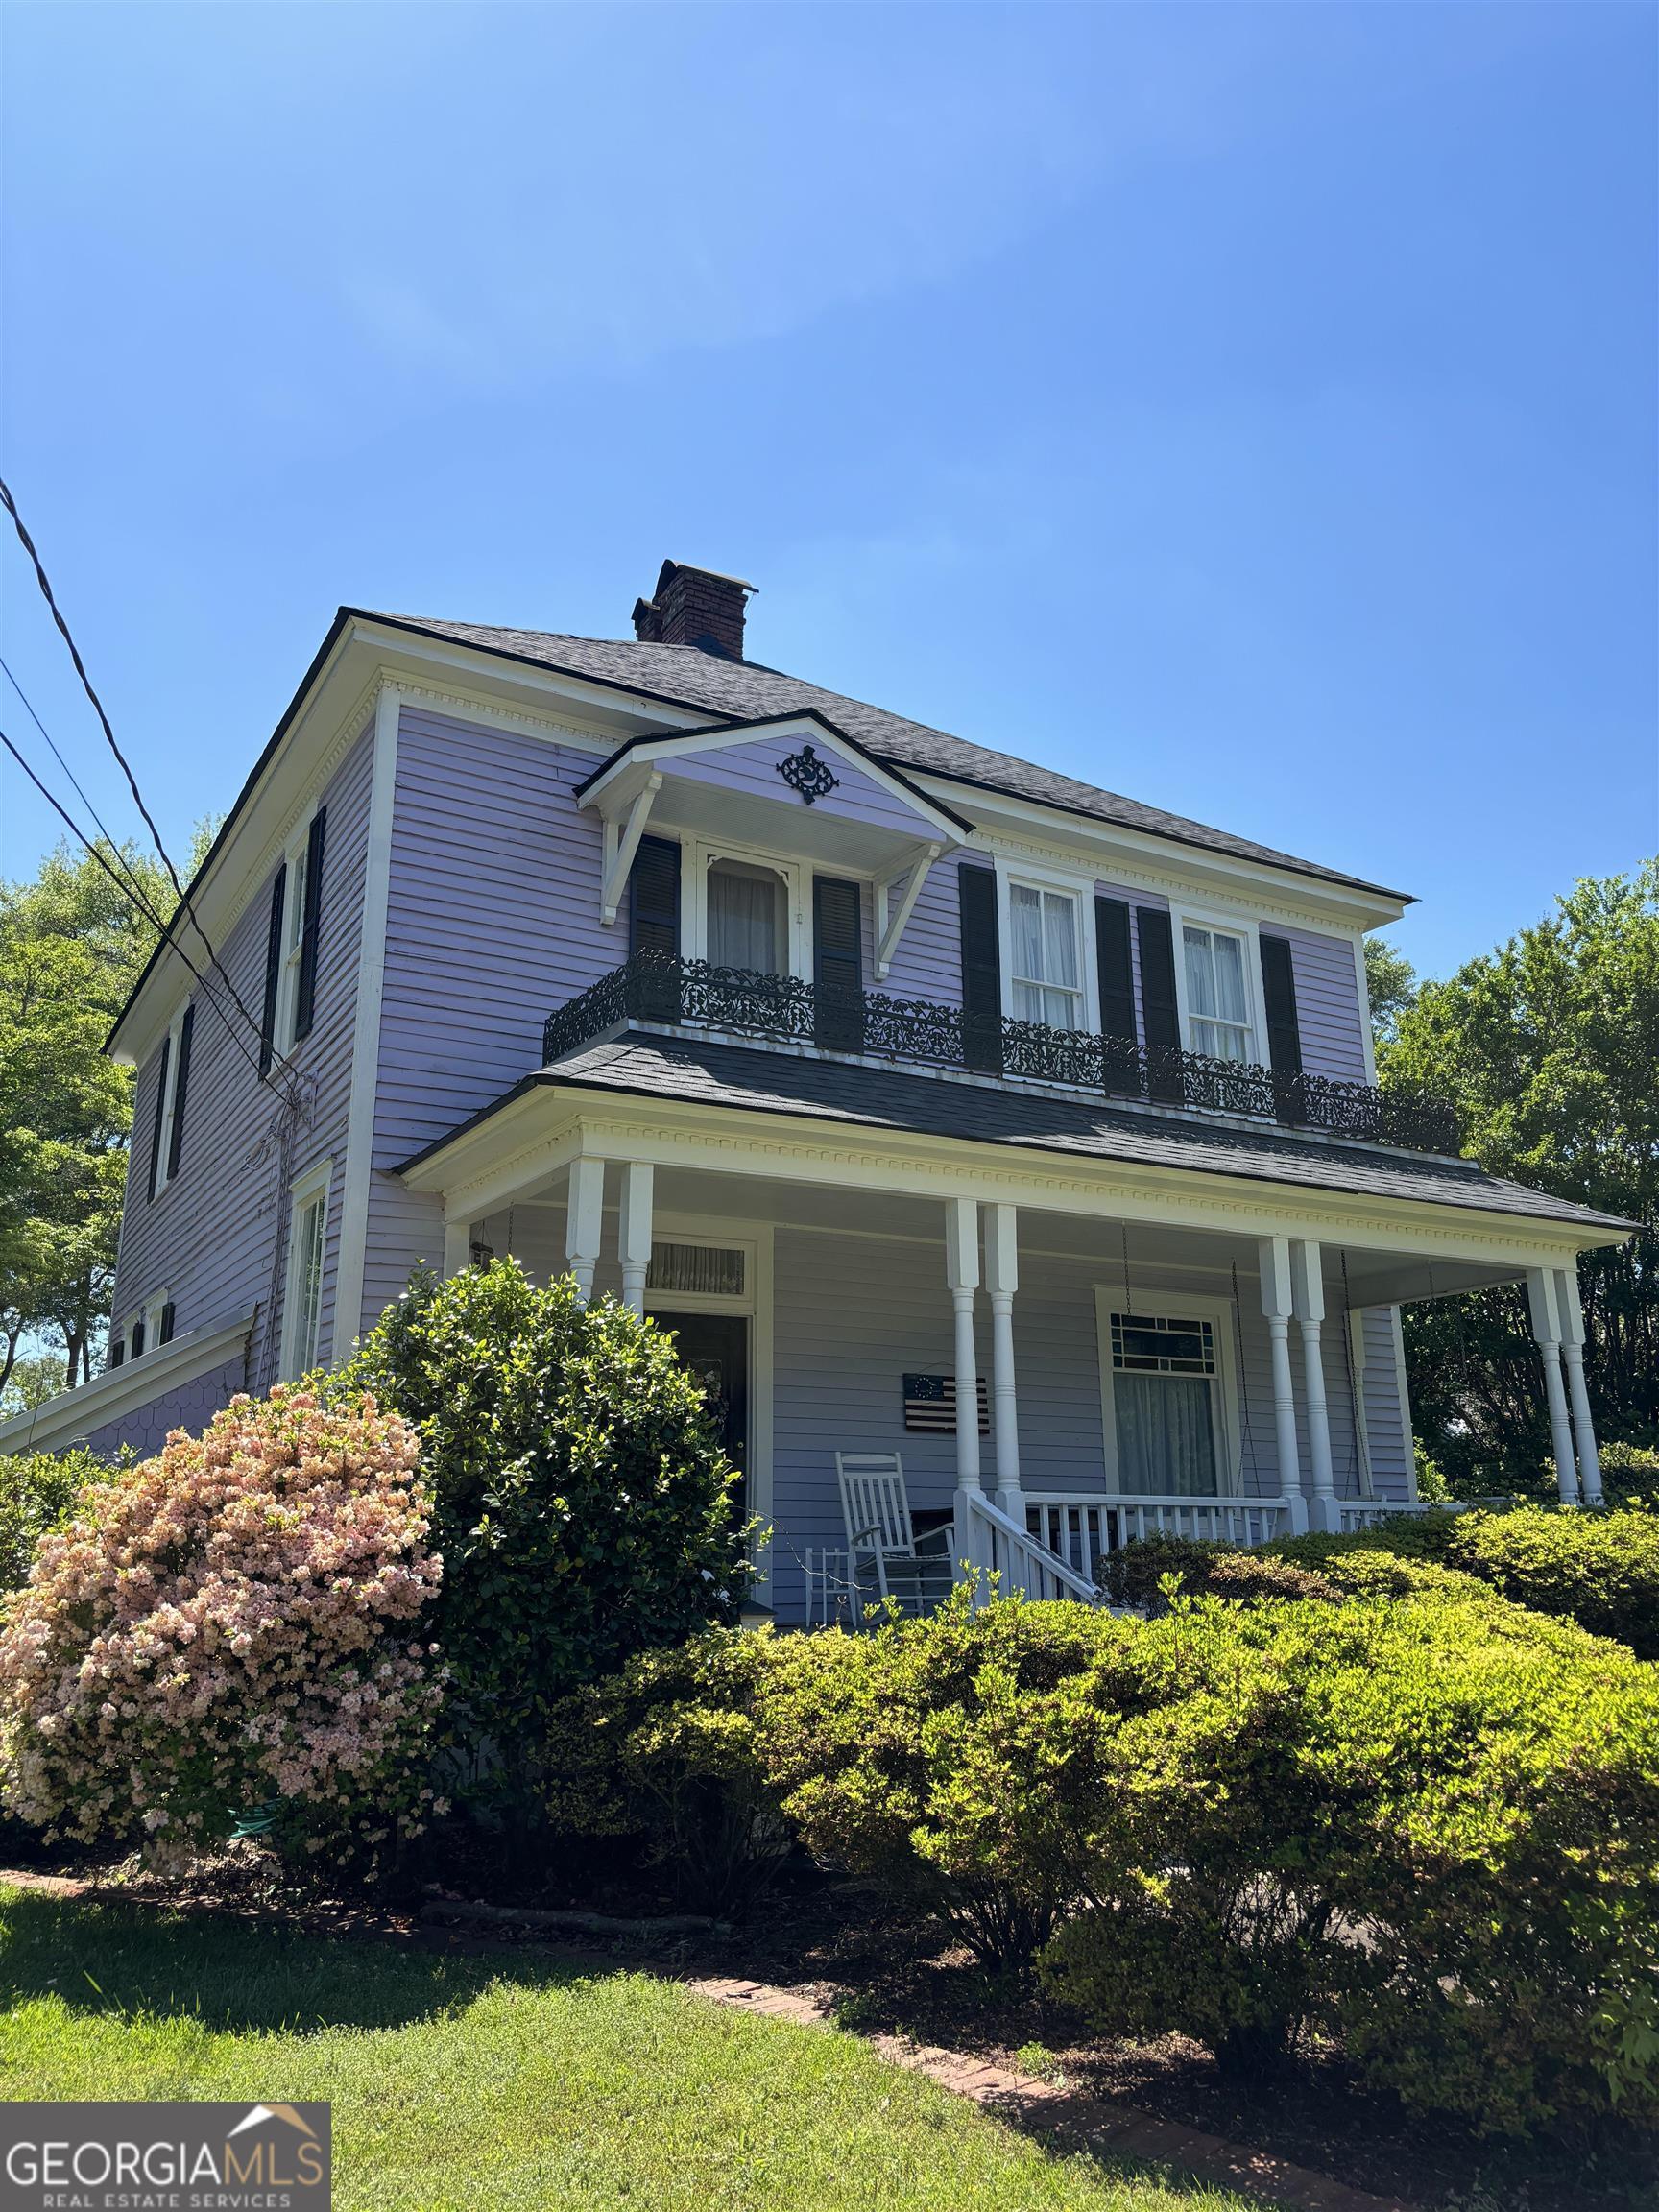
[656,1311,751,1514]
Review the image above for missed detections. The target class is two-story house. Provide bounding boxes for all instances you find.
[3,562,1627,1616]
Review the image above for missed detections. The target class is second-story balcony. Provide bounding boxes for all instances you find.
[542,952,1461,1157]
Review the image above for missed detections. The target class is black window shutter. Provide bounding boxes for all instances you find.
[108,1338,125,1370]
[146,1036,172,1201]
[957,862,1003,1072]
[630,835,682,958]
[1136,907,1183,1100]
[165,1004,194,1181]
[813,876,864,1051]
[157,1301,177,1346]
[259,860,286,1076]
[293,808,326,1043]
[629,835,683,1022]
[131,1320,146,1358]
[1259,933,1305,1122]
[1094,896,1138,1095]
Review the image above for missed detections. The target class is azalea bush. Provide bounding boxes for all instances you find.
[340,1261,751,1805]
[0,1389,443,1875]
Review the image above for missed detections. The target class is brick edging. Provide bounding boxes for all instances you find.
[688,1976,1418,2212]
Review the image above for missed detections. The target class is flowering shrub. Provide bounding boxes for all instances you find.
[0,1447,124,1596]
[0,1389,443,1875]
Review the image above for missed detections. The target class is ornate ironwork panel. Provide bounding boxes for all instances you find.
[541,955,1460,1156]
[776,744,840,805]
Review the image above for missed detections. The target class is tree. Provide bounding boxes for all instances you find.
[1363,934,1418,1046]
[0,837,203,1391]
[1380,863,1659,1489]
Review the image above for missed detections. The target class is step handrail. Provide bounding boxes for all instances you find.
[955,1486,1104,1605]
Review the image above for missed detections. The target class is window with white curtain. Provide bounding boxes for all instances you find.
[707,859,786,975]
[1108,1310,1221,1496]
[1183,925,1253,1061]
[1009,881,1083,1029]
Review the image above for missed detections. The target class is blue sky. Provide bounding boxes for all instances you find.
[1,2,1653,980]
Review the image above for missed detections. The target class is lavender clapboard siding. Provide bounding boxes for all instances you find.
[878,857,963,1003]
[1359,1308,1411,1496]
[1280,925,1369,1081]
[83,1353,252,1460]
[666,731,938,838]
[359,705,621,1326]
[108,720,374,1406]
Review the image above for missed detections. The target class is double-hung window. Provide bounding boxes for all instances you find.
[1103,1305,1228,1497]
[281,1161,331,1379]
[1009,881,1083,1030]
[1182,925,1252,1062]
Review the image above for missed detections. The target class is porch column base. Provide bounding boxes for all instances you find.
[1286,1492,1311,1536]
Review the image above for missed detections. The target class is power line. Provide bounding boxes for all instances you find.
[0,473,267,1052]
[0,722,274,1091]
[0,648,173,928]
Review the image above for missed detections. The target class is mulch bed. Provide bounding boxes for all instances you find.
[5,1840,1654,2212]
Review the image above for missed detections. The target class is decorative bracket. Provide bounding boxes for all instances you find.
[599,773,663,925]
[776,743,840,805]
[874,842,943,980]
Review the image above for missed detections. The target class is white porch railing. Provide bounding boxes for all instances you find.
[1022,1491,1302,1577]
[1335,1498,1433,1532]
[956,1488,1105,1604]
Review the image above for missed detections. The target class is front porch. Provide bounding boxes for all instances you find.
[398,1098,1611,1621]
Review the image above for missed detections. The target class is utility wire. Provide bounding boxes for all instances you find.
[0,722,274,1090]
[0,473,267,1052]
[0,648,174,926]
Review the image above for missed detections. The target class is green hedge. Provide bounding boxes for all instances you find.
[0,1447,118,1595]
[549,1578,1659,2138]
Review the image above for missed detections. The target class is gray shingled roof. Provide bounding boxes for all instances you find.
[403,1029,1628,1235]
[363,611,1409,902]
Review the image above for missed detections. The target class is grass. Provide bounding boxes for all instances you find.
[0,1886,1271,2212]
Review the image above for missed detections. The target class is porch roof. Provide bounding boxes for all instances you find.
[397,1029,1632,1238]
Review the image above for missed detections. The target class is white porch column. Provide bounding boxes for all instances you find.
[1526,1266,1580,1503]
[565,1157,606,1305]
[441,1217,471,1279]
[985,1203,1022,1512]
[1290,1240,1337,1528]
[1555,1264,1602,1505]
[1259,1237,1305,1525]
[945,1196,982,1492]
[618,1162,655,1317]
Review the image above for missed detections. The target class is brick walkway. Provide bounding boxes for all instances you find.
[688,1975,1417,2212]
[1,1874,1415,2212]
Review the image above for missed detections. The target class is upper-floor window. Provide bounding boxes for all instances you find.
[281,1158,332,1379]
[707,858,788,976]
[1182,924,1253,1062]
[1008,880,1083,1030]
[118,1290,175,1365]
[148,1002,194,1199]
[259,807,326,1076]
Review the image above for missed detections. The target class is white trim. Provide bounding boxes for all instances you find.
[873,842,943,981]
[1347,1308,1375,1497]
[0,1315,254,1456]
[1353,934,1380,1083]
[1167,898,1267,1066]
[281,1156,334,1381]
[600,773,663,926]
[1094,1286,1240,1497]
[330,685,399,1358]
[684,835,809,980]
[643,1212,775,1595]
[992,854,1101,1034]
[150,1005,188,1196]
[1387,1306,1416,1496]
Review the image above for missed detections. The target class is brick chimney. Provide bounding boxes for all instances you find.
[632,560,755,659]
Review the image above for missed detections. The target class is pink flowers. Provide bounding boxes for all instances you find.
[0,1388,443,1874]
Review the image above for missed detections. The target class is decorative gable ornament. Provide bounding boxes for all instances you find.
[776,743,840,806]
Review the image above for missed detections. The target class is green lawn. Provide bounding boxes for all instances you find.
[0,1885,1267,2212]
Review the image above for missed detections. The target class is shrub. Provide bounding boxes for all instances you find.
[542,1627,789,1915]
[1040,1582,1659,2135]
[1100,1533,1337,1611]
[0,1390,443,1875]
[1441,1503,1659,1659]
[757,1592,1125,1968]
[0,1447,123,1596]
[340,1261,751,1797]
[1598,1439,1659,1506]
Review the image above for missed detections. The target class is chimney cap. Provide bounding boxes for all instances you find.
[653,558,757,596]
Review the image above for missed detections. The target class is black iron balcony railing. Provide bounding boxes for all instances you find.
[541,952,1462,1156]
